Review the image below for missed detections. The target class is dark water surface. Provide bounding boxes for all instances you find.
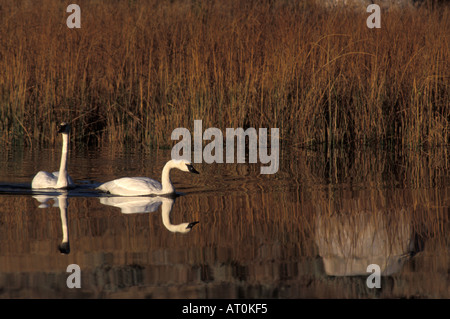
[0,144,448,298]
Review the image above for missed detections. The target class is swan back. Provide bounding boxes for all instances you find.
[97,177,163,196]
[97,159,199,196]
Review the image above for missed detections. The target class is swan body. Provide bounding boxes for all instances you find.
[97,159,199,196]
[31,122,75,189]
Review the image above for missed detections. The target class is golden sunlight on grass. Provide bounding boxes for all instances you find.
[0,0,448,149]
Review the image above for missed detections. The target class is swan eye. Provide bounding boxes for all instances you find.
[186,164,199,174]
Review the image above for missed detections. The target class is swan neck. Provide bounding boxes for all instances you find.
[58,195,69,243]
[160,199,181,232]
[56,134,69,188]
[161,161,175,194]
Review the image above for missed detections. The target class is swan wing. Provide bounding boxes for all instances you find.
[31,171,57,188]
[97,177,162,196]
[31,171,75,189]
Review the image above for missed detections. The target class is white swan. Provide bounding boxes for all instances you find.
[99,196,199,233]
[31,122,74,189]
[96,159,199,196]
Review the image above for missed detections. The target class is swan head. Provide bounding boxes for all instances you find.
[58,242,70,254]
[57,122,71,134]
[171,159,199,174]
[187,221,199,229]
[175,221,199,233]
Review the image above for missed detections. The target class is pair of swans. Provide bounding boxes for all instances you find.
[31,122,200,196]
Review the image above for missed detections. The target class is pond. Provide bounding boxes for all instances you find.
[0,143,448,298]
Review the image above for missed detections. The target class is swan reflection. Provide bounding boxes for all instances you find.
[315,207,423,277]
[33,192,70,254]
[99,196,199,234]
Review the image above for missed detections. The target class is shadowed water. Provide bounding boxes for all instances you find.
[0,144,448,298]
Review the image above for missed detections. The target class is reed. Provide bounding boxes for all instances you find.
[0,0,448,149]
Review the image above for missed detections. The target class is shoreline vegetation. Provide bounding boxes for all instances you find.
[0,0,448,150]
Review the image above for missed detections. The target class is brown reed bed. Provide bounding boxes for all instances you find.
[0,0,448,149]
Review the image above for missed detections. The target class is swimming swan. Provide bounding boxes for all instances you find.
[96,159,199,196]
[99,195,199,233]
[31,122,75,189]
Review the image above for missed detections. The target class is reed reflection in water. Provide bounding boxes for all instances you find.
[0,146,447,298]
[315,198,422,277]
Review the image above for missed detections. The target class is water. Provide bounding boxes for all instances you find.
[0,144,448,299]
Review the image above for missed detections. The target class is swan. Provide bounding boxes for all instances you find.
[96,159,199,196]
[99,195,199,233]
[31,122,74,189]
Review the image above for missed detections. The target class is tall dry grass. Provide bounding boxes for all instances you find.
[0,0,448,149]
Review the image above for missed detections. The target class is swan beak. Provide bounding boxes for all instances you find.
[187,164,199,174]
[186,221,199,229]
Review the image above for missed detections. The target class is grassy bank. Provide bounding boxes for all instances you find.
[0,0,448,149]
